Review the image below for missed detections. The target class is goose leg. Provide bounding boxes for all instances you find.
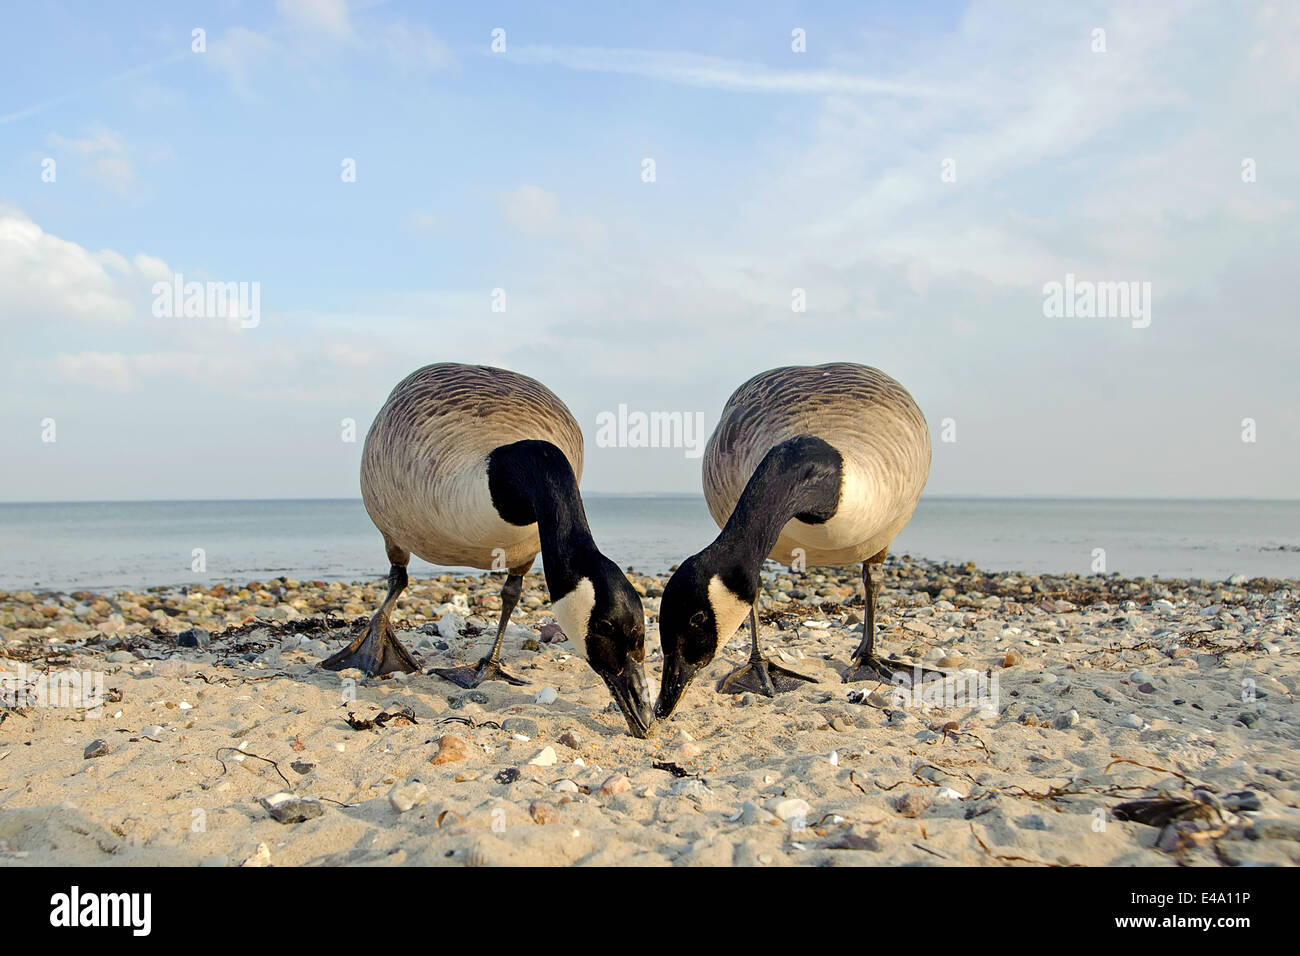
[321,561,420,675]
[432,572,528,687]
[718,605,819,697]
[845,557,947,684]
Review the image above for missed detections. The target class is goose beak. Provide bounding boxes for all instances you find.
[604,666,654,739]
[654,657,699,722]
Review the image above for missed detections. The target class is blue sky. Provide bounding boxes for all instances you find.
[2,0,1297,500]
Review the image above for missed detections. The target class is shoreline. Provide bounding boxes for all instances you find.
[2,557,1297,867]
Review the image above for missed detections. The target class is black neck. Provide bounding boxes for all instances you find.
[488,440,600,595]
[705,436,842,601]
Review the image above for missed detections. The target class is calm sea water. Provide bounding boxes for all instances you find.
[0,497,1296,591]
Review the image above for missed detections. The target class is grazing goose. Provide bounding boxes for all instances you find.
[321,363,654,738]
[655,362,936,721]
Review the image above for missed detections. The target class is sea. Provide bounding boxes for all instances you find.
[0,498,1297,592]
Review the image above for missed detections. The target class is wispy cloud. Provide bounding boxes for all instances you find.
[504,45,989,102]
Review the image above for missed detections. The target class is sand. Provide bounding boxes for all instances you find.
[1,559,1297,867]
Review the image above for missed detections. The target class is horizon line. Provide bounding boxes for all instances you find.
[1,494,1298,506]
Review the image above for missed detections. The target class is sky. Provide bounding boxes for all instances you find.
[1,0,1297,501]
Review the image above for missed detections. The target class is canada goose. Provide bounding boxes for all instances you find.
[321,363,653,738]
[655,363,938,720]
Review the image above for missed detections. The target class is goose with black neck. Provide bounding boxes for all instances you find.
[319,362,654,738]
[656,362,946,722]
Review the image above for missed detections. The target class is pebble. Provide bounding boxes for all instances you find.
[553,779,579,794]
[501,717,539,738]
[535,686,558,705]
[1052,709,1080,729]
[599,774,632,796]
[768,798,812,823]
[388,781,429,813]
[83,739,109,759]
[260,792,323,824]
[891,792,929,818]
[558,729,584,750]
[529,746,558,767]
[177,627,210,648]
[529,802,559,824]
[671,779,712,801]
[1116,713,1144,729]
[430,734,471,764]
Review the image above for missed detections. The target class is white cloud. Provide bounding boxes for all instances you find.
[46,128,135,193]
[207,27,277,99]
[55,352,133,392]
[506,45,988,102]
[277,0,353,37]
[0,211,168,322]
[500,186,608,250]
[502,185,560,236]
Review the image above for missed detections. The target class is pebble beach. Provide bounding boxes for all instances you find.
[1,558,1297,867]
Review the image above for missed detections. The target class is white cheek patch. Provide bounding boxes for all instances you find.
[551,577,595,661]
[707,576,752,651]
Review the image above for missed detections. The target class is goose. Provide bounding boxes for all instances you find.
[320,362,654,738]
[654,362,939,721]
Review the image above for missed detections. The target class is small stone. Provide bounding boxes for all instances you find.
[529,746,557,767]
[501,717,539,738]
[83,739,109,759]
[935,787,965,800]
[1116,713,1144,729]
[558,729,583,750]
[521,638,540,652]
[1001,650,1024,667]
[671,778,713,801]
[177,627,210,648]
[891,792,930,818]
[139,725,164,738]
[769,798,813,824]
[260,792,323,824]
[431,734,471,764]
[539,621,565,642]
[830,715,853,732]
[241,843,272,867]
[936,655,963,668]
[449,691,488,709]
[529,802,559,824]
[290,760,315,775]
[388,780,429,813]
[599,774,632,796]
[553,778,579,794]
[1052,709,1080,729]
[535,686,558,705]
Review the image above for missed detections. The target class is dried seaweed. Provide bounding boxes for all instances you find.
[213,746,292,789]
[969,823,1080,867]
[344,707,417,731]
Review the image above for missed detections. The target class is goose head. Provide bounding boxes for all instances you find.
[550,555,654,738]
[654,552,753,721]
